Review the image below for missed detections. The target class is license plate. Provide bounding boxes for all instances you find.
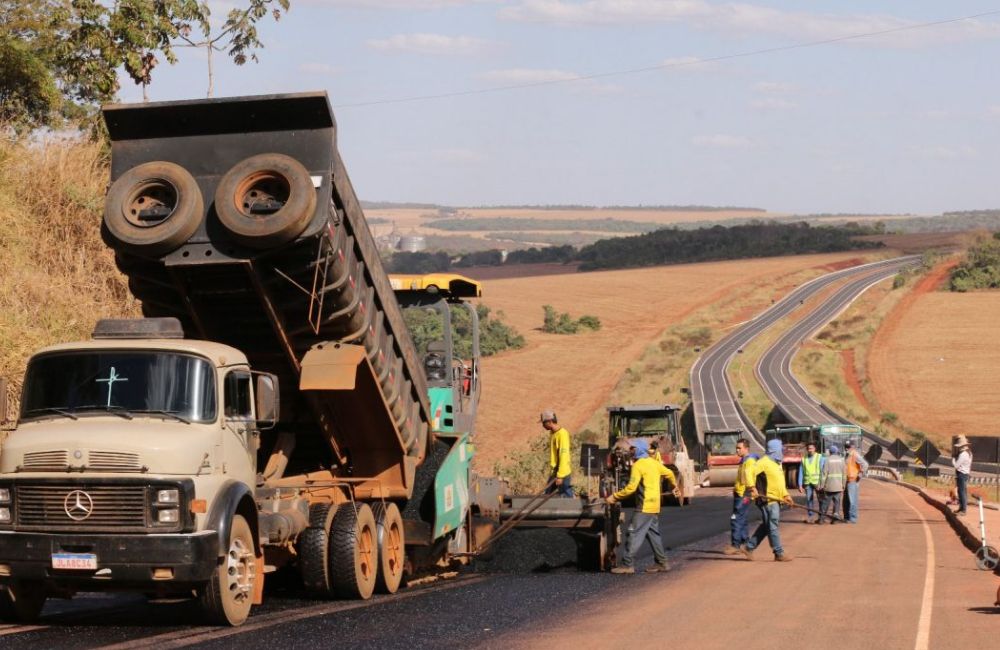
[51,553,97,570]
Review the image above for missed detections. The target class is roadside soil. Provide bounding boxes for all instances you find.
[474,252,883,472]
[867,259,1000,446]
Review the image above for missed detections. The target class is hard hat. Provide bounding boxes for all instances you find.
[540,409,557,423]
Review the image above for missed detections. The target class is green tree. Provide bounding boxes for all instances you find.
[0,0,290,130]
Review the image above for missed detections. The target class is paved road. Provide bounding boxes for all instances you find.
[755,258,919,425]
[690,256,918,449]
[0,490,740,648]
[491,480,1000,650]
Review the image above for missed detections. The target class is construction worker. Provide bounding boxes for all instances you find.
[541,410,573,498]
[842,440,869,523]
[606,439,678,574]
[796,442,825,523]
[743,438,793,562]
[817,444,845,524]
[724,438,758,555]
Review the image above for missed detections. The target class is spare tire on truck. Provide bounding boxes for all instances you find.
[214,153,317,249]
[103,161,203,255]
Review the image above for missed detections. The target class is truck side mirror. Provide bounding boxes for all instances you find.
[254,373,280,429]
[0,377,8,424]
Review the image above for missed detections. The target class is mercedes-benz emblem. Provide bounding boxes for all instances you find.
[63,490,94,521]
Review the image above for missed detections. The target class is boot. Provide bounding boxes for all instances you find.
[645,562,671,573]
[741,547,755,561]
[611,566,635,574]
[775,554,793,562]
[722,546,743,556]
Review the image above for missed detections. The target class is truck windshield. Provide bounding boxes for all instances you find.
[612,413,678,442]
[20,351,216,423]
[708,433,741,455]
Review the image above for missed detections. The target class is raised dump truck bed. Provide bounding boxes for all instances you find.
[102,93,430,497]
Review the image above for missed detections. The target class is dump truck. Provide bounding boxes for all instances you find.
[704,429,744,487]
[765,423,863,488]
[602,404,696,505]
[0,93,616,626]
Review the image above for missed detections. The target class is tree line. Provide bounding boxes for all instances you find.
[385,222,884,274]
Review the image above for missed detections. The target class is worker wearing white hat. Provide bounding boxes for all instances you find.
[952,435,973,516]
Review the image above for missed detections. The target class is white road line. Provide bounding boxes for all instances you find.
[894,487,936,650]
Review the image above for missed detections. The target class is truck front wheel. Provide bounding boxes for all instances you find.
[200,514,257,626]
[330,503,378,600]
[0,581,46,622]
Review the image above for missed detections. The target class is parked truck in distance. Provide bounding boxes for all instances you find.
[765,423,863,487]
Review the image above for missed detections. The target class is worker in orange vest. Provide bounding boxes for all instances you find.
[842,440,869,523]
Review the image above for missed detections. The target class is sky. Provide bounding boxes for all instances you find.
[118,1,1000,214]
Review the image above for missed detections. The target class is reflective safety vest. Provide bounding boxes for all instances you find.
[802,454,822,485]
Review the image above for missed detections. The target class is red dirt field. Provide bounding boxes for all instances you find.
[867,259,999,445]
[473,251,887,471]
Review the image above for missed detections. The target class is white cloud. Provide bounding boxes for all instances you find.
[750,97,796,110]
[692,134,754,149]
[500,1,1000,47]
[909,144,976,160]
[481,68,579,83]
[314,1,489,8]
[755,81,797,94]
[366,33,491,55]
[298,62,340,75]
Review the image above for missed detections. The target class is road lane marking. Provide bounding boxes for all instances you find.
[95,574,489,650]
[894,486,936,650]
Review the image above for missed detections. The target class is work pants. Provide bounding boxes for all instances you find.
[746,501,783,556]
[819,490,842,522]
[621,512,668,567]
[844,481,860,522]
[545,475,574,498]
[730,494,751,547]
[956,472,969,513]
[803,484,820,519]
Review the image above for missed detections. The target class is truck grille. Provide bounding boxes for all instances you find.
[15,484,148,532]
[22,450,68,471]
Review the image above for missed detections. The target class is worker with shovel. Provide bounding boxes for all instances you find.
[743,439,794,562]
[606,439,679,574]
[541,410,574,498]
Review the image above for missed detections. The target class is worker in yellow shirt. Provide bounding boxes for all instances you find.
[743,438,794,562]
[541,410,573,498]
[723,438,758,555]
[606,439,678,574]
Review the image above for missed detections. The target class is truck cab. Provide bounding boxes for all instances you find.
[0,318,278,623]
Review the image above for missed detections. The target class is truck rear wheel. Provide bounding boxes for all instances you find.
[214,153,316,249]
[103,161,203,255]
[330,503,378,600]
[199,514,256,626]
[0,581,46,622]
[371,502,404,594]
[299,503,338,596]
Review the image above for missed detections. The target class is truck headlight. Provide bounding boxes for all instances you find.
[0,488,10,503]
[157,508,179,524]
[157,489,180,504]
[0,508,10,523]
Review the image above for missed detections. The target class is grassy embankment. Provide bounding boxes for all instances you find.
[0,135,138,427]
[492,260,880,492]
[789,259,942,446]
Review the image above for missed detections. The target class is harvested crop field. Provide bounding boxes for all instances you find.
[473,251,888,472]
[868,262,999,445]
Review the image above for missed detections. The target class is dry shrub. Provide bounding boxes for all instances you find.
[0,134,139,421]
